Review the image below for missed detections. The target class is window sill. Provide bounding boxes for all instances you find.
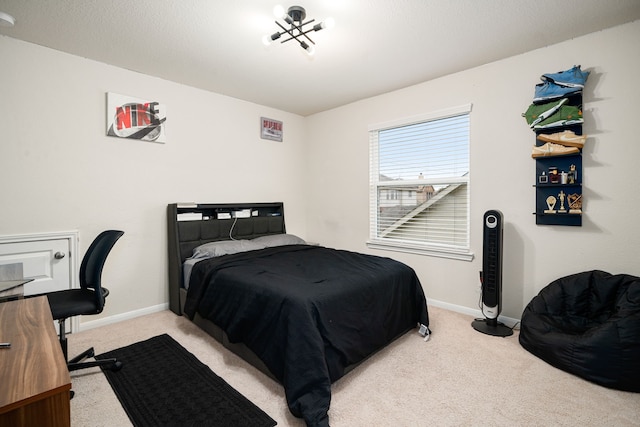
[366,240,474,262]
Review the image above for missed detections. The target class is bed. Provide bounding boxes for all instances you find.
[167,202,430,427]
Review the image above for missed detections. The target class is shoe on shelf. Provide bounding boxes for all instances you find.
[537,130,587,148]
[533,105,583,130]
[541,65,590,88]
[531,142,580,158]
[523,98,568,128]
[537,130,586,148]
[533,81,582,103]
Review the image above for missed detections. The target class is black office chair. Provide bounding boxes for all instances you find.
[39,230,124,372]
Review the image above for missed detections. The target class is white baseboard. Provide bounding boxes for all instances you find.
[77,303,169,332]
[428,298,520,328]
[75,299,519,333]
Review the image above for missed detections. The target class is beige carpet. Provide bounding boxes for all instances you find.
[69,306,640,426]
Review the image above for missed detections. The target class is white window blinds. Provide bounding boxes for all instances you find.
[368,104,473,260]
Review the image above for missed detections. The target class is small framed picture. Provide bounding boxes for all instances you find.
[106,92,167,143]
[260,117,283,142]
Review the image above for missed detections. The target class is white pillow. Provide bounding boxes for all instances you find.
[251,234,306,247]
[191,239,266,259]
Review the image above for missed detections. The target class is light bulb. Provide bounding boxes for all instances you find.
[314,17,335,32]
[323,17,335,30]
[273,5,285,19]
[0,11,15,27]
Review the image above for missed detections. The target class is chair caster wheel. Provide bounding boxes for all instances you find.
[87,348,95,358]
[111,361,123,371]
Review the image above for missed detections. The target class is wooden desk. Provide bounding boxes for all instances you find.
[0,297,71,427]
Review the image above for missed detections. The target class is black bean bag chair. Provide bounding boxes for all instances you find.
[519,270,640,392]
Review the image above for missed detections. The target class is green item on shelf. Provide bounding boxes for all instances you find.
[523,98,567,128]
[532,105,583,130]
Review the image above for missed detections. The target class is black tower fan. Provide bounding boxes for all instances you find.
[472,210,513,336]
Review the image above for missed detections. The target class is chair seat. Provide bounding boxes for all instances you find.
[46,287,109,320]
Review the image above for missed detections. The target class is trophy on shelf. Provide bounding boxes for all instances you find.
[544,195,557,214]
[558,191,567,213]
[568,193,582,214]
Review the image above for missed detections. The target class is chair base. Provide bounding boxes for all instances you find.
[57,319,122,373]
[65,344,122,400]
[67,346,122,372]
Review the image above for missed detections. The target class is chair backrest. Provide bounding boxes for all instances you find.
[79,230,124,309]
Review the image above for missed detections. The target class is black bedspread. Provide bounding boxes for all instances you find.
[184,245,429,427]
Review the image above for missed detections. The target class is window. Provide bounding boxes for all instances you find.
[368,104,473,261]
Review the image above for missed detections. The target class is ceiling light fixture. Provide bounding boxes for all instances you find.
[262,5,334,56]
[0,11,16,27]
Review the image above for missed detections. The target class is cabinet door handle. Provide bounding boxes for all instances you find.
[54,251,66,260]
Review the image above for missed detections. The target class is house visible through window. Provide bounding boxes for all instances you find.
[368,104,473,261]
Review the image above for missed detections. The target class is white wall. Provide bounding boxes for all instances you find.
[0,36,307,321]
[305,21,640,318]
[2,21,638,324]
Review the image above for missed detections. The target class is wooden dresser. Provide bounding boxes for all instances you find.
[0,297,71,427]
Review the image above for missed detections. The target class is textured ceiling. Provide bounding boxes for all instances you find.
[1,0,639,116]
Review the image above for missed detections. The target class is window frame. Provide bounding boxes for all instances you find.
[367,103,474,262]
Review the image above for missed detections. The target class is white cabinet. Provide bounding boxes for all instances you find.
[0,231,78,331]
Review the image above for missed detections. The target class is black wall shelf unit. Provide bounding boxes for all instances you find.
[533,99,584,227]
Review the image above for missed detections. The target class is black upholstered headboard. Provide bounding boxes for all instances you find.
[167,202,286,314]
